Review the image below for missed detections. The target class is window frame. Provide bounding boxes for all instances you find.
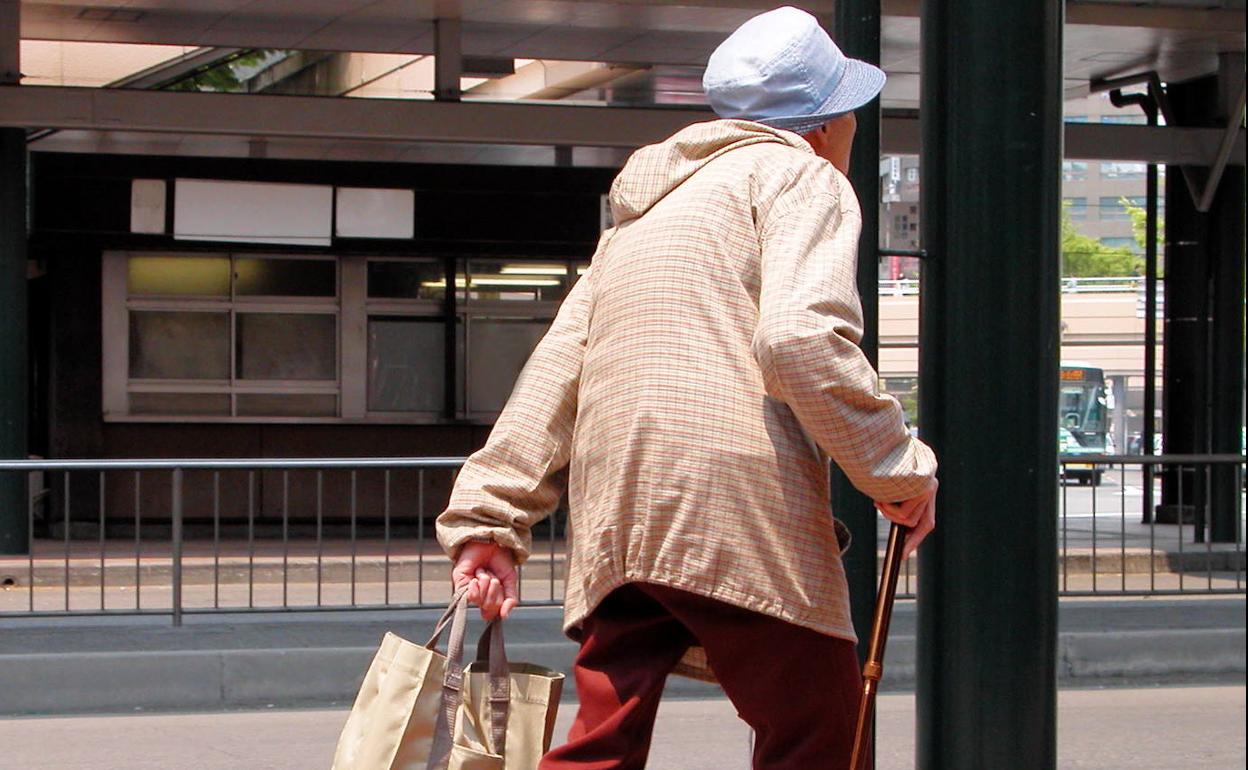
[358,256,449,422]
[104,250,343,423]
[451,257,576,420]
[103,251,586,425]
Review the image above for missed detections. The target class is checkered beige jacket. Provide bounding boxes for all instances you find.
[438,119,937,679]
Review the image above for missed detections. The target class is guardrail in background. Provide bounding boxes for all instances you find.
[849,454,1244,601]
[1,455,1243,623]
[878,276,1150,297]
[1055,454,1244,596]
[1,458,569,625]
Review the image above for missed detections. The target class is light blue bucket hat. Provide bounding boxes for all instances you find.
[703,6,886,135]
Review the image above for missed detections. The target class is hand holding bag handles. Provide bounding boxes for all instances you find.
[426,590,510,769]
[332,588,564,770]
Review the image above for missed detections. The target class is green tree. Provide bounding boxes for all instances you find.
[1124,199,1165,276]
[164,50,277,93]
[1060,203,1143,277]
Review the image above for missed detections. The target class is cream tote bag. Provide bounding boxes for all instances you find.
[332,589,564,770]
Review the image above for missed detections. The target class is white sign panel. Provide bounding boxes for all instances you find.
[335,187,414,239]
[130,179,166,234]
[174,179,333,246]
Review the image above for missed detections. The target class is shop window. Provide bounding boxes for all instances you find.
[456,258,563,418]
[234,257,336,297]
[467,318,551,413]
[128,255,230,296]
[460,259,573,303]
[367,260,446,300]
[105,252,585,423]
[364,258,447,417]
[367,318,446,413]
[236,393,337,417]
[105,252,340,421]
[129,311,230,379]
[128,392,231,416]
[236,313,337,380]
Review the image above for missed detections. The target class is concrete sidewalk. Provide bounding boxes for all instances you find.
[1,686,1244,769]
[0,597,1242,715]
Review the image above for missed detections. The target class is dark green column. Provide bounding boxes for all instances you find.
[825,1,882,669]
[1207,161,1244,542]
[917,0,1061,767]
[1,128,28,554]
[1161,73,1245,541]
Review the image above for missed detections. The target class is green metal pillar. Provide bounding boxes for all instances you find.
[825,0,883,670]
[1158,78,1211,526]
[917,0,1061,767]
[1162,72,1245,542]
[0,128,28,555]
[1,0,27,555]
[1208,161,1245,542]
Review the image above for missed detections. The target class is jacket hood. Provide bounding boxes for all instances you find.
[609,119,813,225]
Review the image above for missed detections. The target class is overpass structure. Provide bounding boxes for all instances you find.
[0,2,1244,768]
[879,277,1161,378]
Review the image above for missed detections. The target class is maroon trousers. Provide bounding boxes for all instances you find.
[539,583,862,770]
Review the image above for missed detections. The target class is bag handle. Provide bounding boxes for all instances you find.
[426,591,469,770]
[475,620,511,756]
[424,585,470,651]
[425,593,512,769]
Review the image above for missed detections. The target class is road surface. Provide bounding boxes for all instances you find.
[0,685,1242,769]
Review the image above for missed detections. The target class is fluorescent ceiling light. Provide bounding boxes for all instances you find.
[422,276,560,288]
[500,264,568,275]
[473,277,561,287]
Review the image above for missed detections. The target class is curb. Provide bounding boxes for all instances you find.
[1,628,1243,716]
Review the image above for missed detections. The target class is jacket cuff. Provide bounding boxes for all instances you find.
[438,522,532,565]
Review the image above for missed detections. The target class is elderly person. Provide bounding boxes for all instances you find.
[437,6,938,768]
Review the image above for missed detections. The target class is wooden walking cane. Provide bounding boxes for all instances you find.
[848,522,909,770]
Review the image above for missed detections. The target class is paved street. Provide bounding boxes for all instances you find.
[0,686,1241,769]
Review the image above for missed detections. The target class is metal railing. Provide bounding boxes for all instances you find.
[1056,453,1245,596]
[875,453,1244,600]
[877,276,1150,298]
[2,454,1243,624]
[1,457,572,625]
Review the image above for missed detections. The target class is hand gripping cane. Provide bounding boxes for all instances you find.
[848,523,909,770]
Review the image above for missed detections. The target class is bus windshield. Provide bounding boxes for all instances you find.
[1059,365,1108,449]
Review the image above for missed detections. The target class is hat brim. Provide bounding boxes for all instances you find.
[757,59,886,135]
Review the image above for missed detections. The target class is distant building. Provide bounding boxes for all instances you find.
[879,92,1162,281]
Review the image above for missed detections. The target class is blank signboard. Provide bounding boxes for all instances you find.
[174,179,333,246]
[336,187,414,239]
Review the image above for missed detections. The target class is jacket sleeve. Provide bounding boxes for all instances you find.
[752,189,936,503]
[436,261,597,564]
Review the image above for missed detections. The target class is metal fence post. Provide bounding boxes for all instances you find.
[171,467,183,627]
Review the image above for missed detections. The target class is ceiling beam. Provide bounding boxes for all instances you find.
[466,60,647,100]
[0,85,699,148]
[0,85,1241,165]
